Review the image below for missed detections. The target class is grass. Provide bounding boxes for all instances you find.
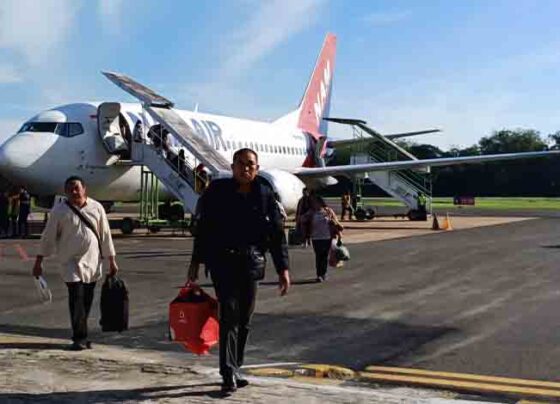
[325,197,560,210]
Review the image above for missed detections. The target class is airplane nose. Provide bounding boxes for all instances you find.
[0,137,19,171]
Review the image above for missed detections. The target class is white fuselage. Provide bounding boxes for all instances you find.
[0,102,310,202]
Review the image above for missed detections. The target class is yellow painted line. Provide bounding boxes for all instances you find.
[365,366,560,390]
[360,372,560,399]
[247,368,293,378]
[300,364,355,379]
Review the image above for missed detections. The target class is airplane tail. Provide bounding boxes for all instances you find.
[274,33,336,139]
[297,33,336,139]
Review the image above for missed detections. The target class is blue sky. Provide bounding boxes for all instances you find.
[1,0,560,149]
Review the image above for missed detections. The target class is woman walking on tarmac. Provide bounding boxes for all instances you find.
[302,195,343,282]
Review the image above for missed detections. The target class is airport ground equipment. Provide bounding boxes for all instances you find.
[117,167,190,235]
[326,118,432,220]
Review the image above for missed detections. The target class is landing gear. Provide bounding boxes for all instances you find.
[120,217,136,235]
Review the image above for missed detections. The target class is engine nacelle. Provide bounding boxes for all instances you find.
[258,169,306,214]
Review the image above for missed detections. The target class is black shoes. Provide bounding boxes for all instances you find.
[221,374,237,394]
[69,341,92,351]
[221,372,250,394]
[234,372,249,388]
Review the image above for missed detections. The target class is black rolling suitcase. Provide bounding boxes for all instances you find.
[100,275,129,332]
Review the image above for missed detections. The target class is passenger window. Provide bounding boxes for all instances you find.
[226,140,231,150]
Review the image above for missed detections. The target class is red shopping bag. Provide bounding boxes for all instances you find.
[169,282,219,355]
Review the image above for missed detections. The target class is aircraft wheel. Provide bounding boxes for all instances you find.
[120,218,135,235]
[365,208,376,220]
[354,208,367,221]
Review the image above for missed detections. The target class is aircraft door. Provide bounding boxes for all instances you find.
[97,102,130,156]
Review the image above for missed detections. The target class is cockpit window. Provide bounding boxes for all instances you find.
[67,123,84,137]
[18,122,58,133]
[18,122,84,137]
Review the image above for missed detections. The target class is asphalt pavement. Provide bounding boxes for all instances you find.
[2,215,560,389]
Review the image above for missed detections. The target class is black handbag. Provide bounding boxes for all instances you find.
[247,246,267,281]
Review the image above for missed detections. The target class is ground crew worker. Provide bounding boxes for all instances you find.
[340,190,353,221]
[32,176,119,351]
[187,148,290,395]
[8,189,19,238]
[18,186,31,238]
[0,190,8,237]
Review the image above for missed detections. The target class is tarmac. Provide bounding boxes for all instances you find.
[3,212,560,403]
[0,332,493,403]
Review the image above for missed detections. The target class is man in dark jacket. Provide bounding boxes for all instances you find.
[188,148,290,394]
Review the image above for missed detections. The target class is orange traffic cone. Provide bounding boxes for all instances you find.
[431,214,440,230]
[445,213,453,230]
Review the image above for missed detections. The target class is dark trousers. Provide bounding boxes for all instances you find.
[312,239,332,278]
[18,209,29,237]
[9,215,17,237]
[341,206,353,220]
[0,213,8,235]
[66,282,96,343]
[210,260,257,378]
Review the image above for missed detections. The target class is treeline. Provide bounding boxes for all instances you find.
[329,129,560,197]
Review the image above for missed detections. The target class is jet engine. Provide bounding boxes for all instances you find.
[258,169,306,214]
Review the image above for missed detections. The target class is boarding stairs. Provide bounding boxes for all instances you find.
[102,71,231,214]
[330,119,432,214]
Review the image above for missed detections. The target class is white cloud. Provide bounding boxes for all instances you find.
[97,0,125,35]
[363,10,412,26]
[0,0,79,65]
[0,64,22,84]
[179,0,324,119]
[222,0,324,77]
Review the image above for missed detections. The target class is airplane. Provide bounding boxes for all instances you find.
[0,33,557,217]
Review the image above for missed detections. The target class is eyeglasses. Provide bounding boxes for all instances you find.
[234,160,258,169]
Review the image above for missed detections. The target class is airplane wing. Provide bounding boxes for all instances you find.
[292,150,559,178]
[327,130,441,148]
[384,129,441,139]
[324,117,440,148]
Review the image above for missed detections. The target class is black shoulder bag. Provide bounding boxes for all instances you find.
[65,201,104,258]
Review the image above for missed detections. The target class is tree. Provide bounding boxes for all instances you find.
[478,129,547,154]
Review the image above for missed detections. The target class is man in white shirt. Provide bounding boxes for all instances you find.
[32,176,119,350]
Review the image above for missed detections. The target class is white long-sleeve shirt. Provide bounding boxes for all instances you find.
[39,197,116,283]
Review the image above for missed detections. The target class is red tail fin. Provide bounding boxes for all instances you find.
[297,33,336,140]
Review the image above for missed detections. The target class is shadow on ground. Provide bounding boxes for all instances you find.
[0,312,456,369]
[0,383,226,403]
